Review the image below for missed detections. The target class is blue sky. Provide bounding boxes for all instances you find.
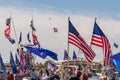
[0,0,120,63]
[0,0,120,18]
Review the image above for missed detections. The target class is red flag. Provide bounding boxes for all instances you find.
[32,30,39,45]
[30,20,39,45]
[20,53,25,66]
[4,26,15,44]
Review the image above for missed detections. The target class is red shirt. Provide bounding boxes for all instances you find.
[83,74,88,80]
[7,74,14,80]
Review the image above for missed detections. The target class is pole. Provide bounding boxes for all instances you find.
[67,17,70,58]
[10,12,18,44]
[9,12,22,58]
[67,17,70,67]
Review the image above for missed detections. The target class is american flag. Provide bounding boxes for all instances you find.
[68,19,96,63]
[30,20,39,45]
[91,21,112,66]
[32,30,39,45]
[4,18,15,44]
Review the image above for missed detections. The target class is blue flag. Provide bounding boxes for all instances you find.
[27,32,31,43]
[73,51,77,60]
[18,32,22,44]
[15,54,20,65]
[110,52,120,74]
[10,52,17,74]
[64,50,68,60]
[24,46,58,60]
[24,46,47,59]
[0,54,6,74]
[40,48,58,61]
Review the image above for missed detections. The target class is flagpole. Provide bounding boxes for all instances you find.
[67,17,70,68]
[31,14,36,65]
[68,17,70,57]
[10,12,18,43]
[81,18,98,80]
[9,12,22,64]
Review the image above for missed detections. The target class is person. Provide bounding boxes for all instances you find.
[30,69,37,80]
[69,71,82,80]
[42,70,49,80]
[7,72,14,80]
[37,69,43,80]
[100,72,107,80]
[7,71,11,80]
[83,74,88,80]
[54,71,60,80]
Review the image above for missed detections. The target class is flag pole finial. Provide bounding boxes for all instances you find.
[95,17,97,23]
[68,16,70,21]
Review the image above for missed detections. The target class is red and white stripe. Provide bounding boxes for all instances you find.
[69,33,96,63]
[91,34,112,66]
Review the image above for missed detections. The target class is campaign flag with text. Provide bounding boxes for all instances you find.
[110,52,120,74]
[24,46,58,60]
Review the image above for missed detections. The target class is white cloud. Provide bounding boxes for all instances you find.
[0,7,119,64]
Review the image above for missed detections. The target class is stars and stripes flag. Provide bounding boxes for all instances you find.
[4,18,15,44]
[91,19,112,66]
[68,19,96,63]
[30,19,39,45]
